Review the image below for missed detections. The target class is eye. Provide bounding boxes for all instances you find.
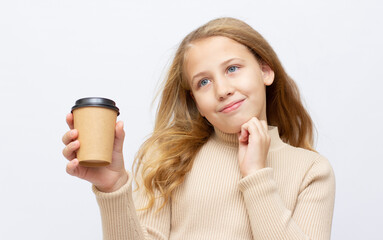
[227,65,239,73]
[198,78,210,87]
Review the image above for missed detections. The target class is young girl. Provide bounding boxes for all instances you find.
[62,17,335,239]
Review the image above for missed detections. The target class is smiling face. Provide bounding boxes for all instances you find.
[184,36,275,134]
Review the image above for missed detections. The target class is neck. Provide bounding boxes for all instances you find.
[212,125,286,152]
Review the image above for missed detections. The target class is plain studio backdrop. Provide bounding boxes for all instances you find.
[1,0,382,239]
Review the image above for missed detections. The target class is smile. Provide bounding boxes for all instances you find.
[220,99,245,113]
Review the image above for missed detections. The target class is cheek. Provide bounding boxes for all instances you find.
[193,93,216,116]
[242,74,265,94]
[238,81,259,96]
[192,94,206,115]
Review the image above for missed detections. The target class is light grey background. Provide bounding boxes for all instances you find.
[1,0,382,239]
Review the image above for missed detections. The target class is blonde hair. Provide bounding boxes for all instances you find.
[133,17,317,212]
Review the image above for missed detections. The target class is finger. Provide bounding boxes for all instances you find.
[252,118,266,137]
[247,120,261,137]
[66,158,79,176]
[239,123,250,142]
[252,119,270,144]
[62,140,80,160]
[113,121,125,153]
[62,129,78,145]
[260,120,268,132]
[242,119,264,145]
[66,113,74,130]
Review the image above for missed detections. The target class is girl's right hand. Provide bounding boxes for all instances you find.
[62,113,128,192]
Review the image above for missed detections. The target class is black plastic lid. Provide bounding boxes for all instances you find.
[71,97,120,115]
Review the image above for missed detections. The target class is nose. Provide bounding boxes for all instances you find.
[215,77,234,100]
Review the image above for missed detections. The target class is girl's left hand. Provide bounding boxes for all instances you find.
[238,117,271,177]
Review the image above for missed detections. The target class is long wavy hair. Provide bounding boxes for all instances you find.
[133,17,317,212]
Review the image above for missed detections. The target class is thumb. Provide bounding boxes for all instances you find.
[238,126,249,143]
[114,121,125,153]
[66,158,80,177]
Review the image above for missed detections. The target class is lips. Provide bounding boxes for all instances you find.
[219,99,245,113]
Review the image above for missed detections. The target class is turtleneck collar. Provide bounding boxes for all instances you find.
[211,125,287,152]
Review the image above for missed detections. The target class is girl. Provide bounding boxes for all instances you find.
[62,17,335,239]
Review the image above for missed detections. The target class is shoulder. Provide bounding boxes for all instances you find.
[274,144,332,168]
[269,144,335,186]
[285,146,336,198]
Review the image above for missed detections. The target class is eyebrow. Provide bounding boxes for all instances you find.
[191,58,244,84]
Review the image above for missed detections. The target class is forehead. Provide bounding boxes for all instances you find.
[185,36,249,62]
[183,36,254,80]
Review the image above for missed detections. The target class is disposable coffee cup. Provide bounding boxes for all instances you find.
[71,97,120,167]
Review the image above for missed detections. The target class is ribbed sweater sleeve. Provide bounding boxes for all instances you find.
[92,171,171,240]
[238,155,335,240]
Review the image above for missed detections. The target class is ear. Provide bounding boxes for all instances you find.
[189,91,205,117]
[260,63,275,86]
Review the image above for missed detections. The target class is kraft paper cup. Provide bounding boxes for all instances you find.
[71,97,120,167]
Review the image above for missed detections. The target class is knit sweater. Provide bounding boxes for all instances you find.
[93,125,335,240]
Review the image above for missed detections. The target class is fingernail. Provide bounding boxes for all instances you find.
[72,129,79,137]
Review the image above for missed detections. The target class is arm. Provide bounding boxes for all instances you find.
[93,171,171,240]
[63,113,171,239]
[238,156,335,240]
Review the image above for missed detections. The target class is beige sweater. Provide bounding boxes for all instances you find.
[93,126,335,239]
